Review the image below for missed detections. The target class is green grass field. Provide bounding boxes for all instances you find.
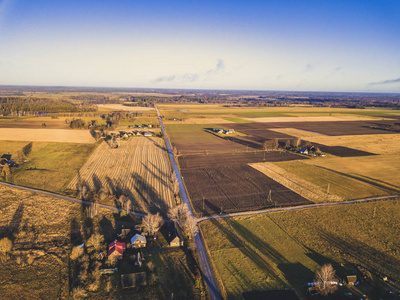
[12,142,97,193]
[223,117,254,123]
[159,104,400,120]
[0,141,49,158]
[165,123,222,143]
[274,160,394,200]
[201,199,400,299]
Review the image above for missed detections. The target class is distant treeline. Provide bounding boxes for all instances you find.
[0,97,96,115]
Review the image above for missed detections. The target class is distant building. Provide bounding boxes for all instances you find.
[347,275,358,285]
[108,240,126,260]
[131,234,147,248]
[143,132,152,137]
[299,148,309,155]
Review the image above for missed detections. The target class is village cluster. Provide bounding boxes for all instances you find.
[99,221,185,289]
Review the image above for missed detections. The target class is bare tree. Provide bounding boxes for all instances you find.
[168,203,189,226]
[184,215,198,236]
[86,233,104,253]
[0,237,12,255]
[2,163,10,177]
[173,179,180,196]
[140,213,163,236]
[272,138,279,150]
[314,264,338,296]
[86,202,98,218]
[170,170,177,183]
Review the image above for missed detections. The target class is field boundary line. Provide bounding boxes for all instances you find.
[197,195,400,223]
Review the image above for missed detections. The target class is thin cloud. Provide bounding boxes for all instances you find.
[154,59,225,84]
[369,77,400,86]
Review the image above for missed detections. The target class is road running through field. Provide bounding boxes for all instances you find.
[197,195,400,223]
[155,105,222,300]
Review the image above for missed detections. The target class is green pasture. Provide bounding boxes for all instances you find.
[201,198,400,299]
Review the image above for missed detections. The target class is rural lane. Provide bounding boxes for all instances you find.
[0,181,147,218]
[155,105,222,300]
[197,195,400,223]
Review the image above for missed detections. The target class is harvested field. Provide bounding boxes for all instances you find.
[179,152,309,215]
[250,162,343,203]
[225,120,399,136]
[0,119,68,129]
[179,151,304,169]
[243,115,382,122]
[274,160,395,200]
[97,104,155,112]
[0,128,95,143]
[68,137,175,214]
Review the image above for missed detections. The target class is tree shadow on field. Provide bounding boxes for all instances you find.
[0,202,24,242]
[131,172,169,217]
[315,165,400,194]
[99,215,114,242]
[317,228,400,280]
[69,218,82,246]
[92,173,103,192]
[208,218,287,287]
[148,138,167,151]
[144,161,170,187]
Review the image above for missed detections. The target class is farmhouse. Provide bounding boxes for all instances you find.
[1,154,12,163]
[299,148,309,155]
[108,240,126,260]
[169,222,184,247]
[226,129,235,134]
[131,234,147,248]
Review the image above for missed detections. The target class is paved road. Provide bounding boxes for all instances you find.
[155,105,222,300]
[197,194,400,223]
[0,181,147,218]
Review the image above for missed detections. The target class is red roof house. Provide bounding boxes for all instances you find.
[108,240,126,260]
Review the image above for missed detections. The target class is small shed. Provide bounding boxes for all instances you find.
[131,234,147,248]
[347,275,357,285]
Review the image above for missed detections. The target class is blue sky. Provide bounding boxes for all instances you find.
[0,0,400,92]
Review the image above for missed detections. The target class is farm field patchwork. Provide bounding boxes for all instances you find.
[200,198,400,299]
[68,137,175,215]
[179,152,309,216]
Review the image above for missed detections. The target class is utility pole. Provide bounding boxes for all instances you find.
[202,196,205,211]
[267,189,272,207]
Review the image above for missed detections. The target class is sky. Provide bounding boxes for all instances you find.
[0,0,400,92]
